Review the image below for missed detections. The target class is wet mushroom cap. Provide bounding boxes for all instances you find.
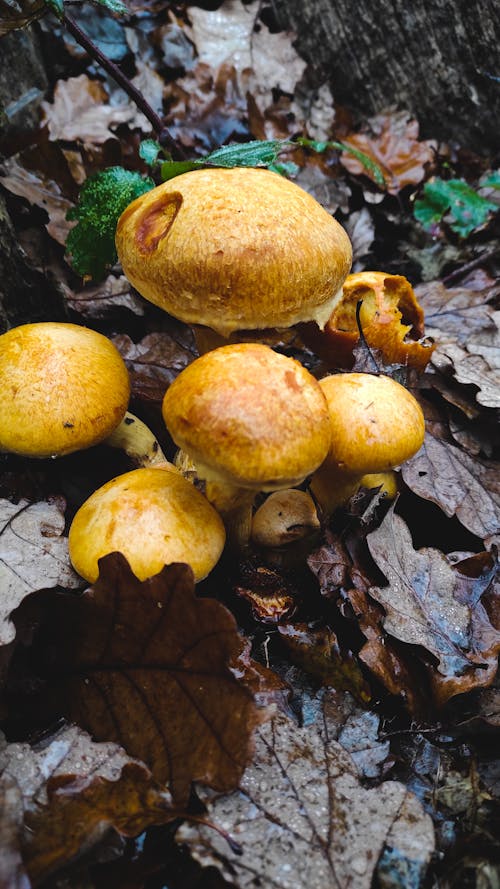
[162,343,332,490]
[68,465,226,583]
[0,322,130,458]
[115,167,352,337]
[319,372,425,473]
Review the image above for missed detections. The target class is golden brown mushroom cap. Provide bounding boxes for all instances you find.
[319,372,425,474]
[0,322,130,458]
[162,343,332,491]
[115,167,352,337]
[68,465,226,583]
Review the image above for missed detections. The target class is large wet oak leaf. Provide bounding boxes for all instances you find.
[366,507,500,704]
[0,724,179,887]
[113,330,196,403]
[178,694,435,889]
[24,553,260,804]
[0,498,81,646]
[402,430,500,544]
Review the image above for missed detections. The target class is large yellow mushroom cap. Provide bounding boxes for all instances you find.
[115,167,352,337]
[68,465,226,583]
[319,372,425,474]
[0,322,131,458]
[162,343,332,491]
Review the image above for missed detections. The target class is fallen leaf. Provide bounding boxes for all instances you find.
[113,330,196,402]
[0,156,74,244]
[343,207,375,266]
[293,164,351,216]
[12,554,261,804]
[278,623,371,703]
[0,724,178,886]
[0,498,81,647]
[341,111,437,193]
[178,696,435,889]
[0,775,29,889]
[416,278,500,409]
[66,274,146,319]
[402,430,500,544]
[366,507,500,703]
[41,75,137,145]
[187,0,306,113]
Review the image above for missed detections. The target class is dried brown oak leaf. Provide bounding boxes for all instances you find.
[340,111,436,194]
[416,278,500,409]
[0,724,179,887]
[113,330,196,403]
[366,507,500,704]
[41,75,135,144]
[67,275,146,320]
[0,498,81,646]
[22,553,261,805]
[402,429,500,545]
[0,156,74,245]
[178,694,435,889]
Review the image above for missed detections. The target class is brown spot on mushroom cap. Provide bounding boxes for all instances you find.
[116,167,352,337]
[162,343,332,490]
[319,372,425,474]
[68,465,226,583]
[0,322,130,458]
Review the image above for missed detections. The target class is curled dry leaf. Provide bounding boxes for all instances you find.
[12,553,262,804]
[0,724,179,886]
[178,694,435,889]
[0,156,74,245]
[366,506,500,704]
[402,430,500,544]
[113,330,196,402]
[340,111,437,194]
[0,498,81,647]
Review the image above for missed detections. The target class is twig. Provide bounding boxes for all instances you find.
[61,11,186,160]
[442,247,499,287]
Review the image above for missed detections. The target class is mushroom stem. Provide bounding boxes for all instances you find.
[104,412,167,467]
[204,481,255,549]
[309,465,361,516]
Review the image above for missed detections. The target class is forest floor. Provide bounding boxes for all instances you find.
[0,2,499,888]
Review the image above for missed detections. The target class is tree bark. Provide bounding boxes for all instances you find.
[273,0,500,153]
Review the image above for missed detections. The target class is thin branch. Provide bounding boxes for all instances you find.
[61,11,186,160]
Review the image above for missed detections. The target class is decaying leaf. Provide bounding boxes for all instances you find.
[0,724,179,886]
[366,507,500,703]
[178,694,435,889]
[0,498,81,647]
[0,156,74,245]
[278,623,371,703]
[66,274,146,319]
[416,277,500,409]
[113,330,196,402]
[41,75,137,145]
[187,0,306,113]
[12,553,262,804]
[402,430,500,544]
[341,111,436,193]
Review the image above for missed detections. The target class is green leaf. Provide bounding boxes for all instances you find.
[160,160,201,181]
[268,161,300,177]
[44,0,64,17]
[414,178,499,238]
[481,170,500,189]
[66,167,154,280]
[204,140,286,168]
[139,139,163,168]
[90,0,129,14]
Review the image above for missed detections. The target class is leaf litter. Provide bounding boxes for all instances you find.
[0,0,499,886]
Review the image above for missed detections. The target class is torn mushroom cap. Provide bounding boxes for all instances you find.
[300,271,434,371]
[310,373,425,513]
[0,322,130,458]
[162,343,332,492]
[115,167,352,338]
[68,465,226,583]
